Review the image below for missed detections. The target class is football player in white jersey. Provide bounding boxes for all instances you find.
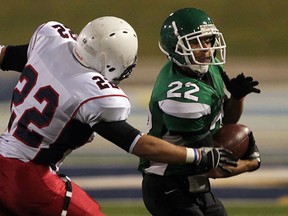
[0,17,238,215]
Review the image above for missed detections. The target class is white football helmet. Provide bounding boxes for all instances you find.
[73,16,138,84]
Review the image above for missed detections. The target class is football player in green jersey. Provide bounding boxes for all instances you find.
[138,8,261,216]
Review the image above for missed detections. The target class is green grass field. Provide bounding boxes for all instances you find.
[100,200,288,216]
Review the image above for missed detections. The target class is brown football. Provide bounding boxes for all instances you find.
[213,124,250,159]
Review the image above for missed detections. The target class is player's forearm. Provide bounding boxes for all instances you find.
[93,121,196,164]
[132,134,188,164]
[223,97,244,124]
[93,121,197,164]
[205,158,259,178]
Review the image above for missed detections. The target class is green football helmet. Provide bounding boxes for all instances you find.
[159,8,226,73]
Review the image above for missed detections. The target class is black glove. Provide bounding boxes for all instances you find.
[198,147,238,173]
[242,132,261,171]
[221,71,261,100]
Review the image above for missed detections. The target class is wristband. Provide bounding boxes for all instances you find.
[186,148,199,164]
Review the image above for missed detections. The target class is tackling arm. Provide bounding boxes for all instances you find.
[92,120,189,163]
[92,120,238,171]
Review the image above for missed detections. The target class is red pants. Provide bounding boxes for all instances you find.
[0,155,105,216]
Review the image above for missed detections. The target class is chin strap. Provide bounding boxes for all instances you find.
[189,64,209,74]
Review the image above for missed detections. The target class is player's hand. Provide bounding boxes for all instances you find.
[221,71,261,100]
[242,132,261,171]
[198,147,238,174]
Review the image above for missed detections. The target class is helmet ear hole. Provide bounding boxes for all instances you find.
[107,65,116,72]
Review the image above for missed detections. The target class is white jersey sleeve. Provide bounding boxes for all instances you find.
[71,71,131,126]
[75,93,131,127]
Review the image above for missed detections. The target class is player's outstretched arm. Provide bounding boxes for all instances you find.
[133,135,238,173]
[93,121,238,170]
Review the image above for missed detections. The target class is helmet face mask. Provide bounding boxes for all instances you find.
[159,8,226,74]
[176,24,226,65]
[73,16,138,84]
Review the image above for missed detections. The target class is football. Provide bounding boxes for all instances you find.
[213,124,250,159]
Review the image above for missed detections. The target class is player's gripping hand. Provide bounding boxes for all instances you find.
[242,132,261,171]
[221,71,261,100]
[198,147,238,174]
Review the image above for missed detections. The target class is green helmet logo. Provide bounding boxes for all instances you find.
[159,8,226,72]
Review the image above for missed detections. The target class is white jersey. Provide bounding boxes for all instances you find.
[0,21,131,168]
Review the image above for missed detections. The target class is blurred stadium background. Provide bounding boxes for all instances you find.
[1,1,288,215]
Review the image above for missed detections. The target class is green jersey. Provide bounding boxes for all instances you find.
[138,61,226,176]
